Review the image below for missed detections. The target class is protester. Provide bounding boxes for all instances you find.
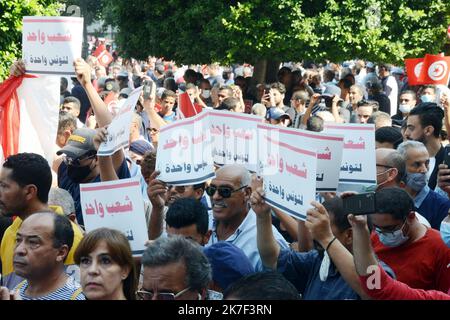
[0,153,83,290]
[370,187,450,292]
[0,212,85,300]
[375,127,403,149]
[349,214,450,300]
[139,235,218,300]
[74,228,137,300]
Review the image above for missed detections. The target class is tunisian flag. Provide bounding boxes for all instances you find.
[93,44,113,67]
[0,74,59,165]
[404,58,424,85]
[177,92,202,119]
[417,54,450,85]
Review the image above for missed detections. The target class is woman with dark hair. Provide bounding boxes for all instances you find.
[74,228,137,300]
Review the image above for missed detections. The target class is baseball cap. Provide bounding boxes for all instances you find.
[117,71,129,78]
[366,62,375,69]
[268,107,291,121]
[323,84,341,97]
[129,140,154,156]
[155,63,165,74]
[119,87,132,98]
[203,242,254,291]
[104,78,120,93]
[56,128,97,159]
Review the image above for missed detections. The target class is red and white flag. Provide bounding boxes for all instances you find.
[404,58,424,85]
[0,74,59,165]
[93,44,113,67]
[177,92,202,119]
[417,54,450,85]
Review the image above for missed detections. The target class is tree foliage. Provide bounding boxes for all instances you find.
[105,0,450,65]
[0,0,62,81]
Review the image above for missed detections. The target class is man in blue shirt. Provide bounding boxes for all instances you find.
[251,186,376,300]
[397,141,450,229]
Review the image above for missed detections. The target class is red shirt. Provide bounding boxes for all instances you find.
[359,265,450,300]
[371,228,450,293]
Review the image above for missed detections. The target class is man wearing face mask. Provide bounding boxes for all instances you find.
[371,187,450,293]
[391,90,417,127]
[404,104,444,190]
[419,85,437,103]
[396,141,450,230]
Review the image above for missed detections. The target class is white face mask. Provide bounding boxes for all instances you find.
[201,90,211,99]
[399,104,412,114]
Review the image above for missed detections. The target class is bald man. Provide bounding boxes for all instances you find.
[206,164,289,271]
[376,148,405,190]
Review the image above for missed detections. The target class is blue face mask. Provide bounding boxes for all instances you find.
[376,220,409,247]
[405,172,427,192]
[440,221,450,248]
[420,95,433,103]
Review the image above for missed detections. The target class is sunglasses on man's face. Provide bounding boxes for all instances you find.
[205,185,247,198]
[63,152,96,167]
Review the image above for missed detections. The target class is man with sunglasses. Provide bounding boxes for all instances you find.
[205,165,288,271]
[370,188,450,293]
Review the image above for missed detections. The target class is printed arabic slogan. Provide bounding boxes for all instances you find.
[257,125,317,221]
[156,111,215,186]
[257,124,344,192]
[97,86,143,156]
[80,177,148,256]
[22,16,83,76]
[207,110,262,172]
[324,123,377,192]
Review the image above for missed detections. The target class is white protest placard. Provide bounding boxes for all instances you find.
[257,124,317,221]
[80,177,148,256]
[97,86,143,156]
[324,123,377,189]
[22,16,83,75]
[207,110,262,172]
[156,111,215,185]
[258,124,344,192]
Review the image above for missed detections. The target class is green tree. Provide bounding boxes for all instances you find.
[105,0,450,64]
[0,0,62,81]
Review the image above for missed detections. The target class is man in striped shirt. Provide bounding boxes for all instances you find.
[0,212,85,300]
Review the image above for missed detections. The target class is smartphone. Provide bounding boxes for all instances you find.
[444,145,450,167]
[143,80,155,100]
[342,192,376,215]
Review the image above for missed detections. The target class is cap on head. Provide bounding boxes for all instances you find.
[56,128,97,159]
[268,108,291,121]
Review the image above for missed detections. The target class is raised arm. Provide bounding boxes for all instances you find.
[251,186,280,270]
[306,202,370,299]
[146,171,168,239]
[301,93,321,127]
[74,59,124,172]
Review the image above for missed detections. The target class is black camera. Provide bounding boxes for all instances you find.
[342,192,377,215]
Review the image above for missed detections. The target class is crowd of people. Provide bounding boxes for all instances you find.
[0,45,449,300]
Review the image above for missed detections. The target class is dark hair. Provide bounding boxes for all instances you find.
[306,116,324,132]
[74,228,137,300]
[422,85,436,94]
[163,77,177,92]
[52,213,74,256]
[57,111,77,135]
[338,78,353,90]
[161,89,177,100]
[270,82,286,94]
[223,271,299,300]
[379,63,392,72]
[323,69,335,83]
[3,153,52,203]
[375,187,414,220]
[165,198,209,236]
[142,236,211,292]
[322,197,350,233]
[375,127,403,149]
[408,104,443,138]
[63,96,81,111]
[184,69,197,83]
[193,182,206,190]
[357,99,379,111]
[217,97,239,111]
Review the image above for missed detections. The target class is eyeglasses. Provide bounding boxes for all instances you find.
[205,185,247,198]
[136,287,192,300]
[147,127,159,134]
[375,219,407,235]
[63,152,96,167]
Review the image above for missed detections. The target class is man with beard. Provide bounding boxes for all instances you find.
[403,104,444,190]
[0,153,83,290]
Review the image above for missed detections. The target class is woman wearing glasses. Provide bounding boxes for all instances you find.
[74,228,137,300]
